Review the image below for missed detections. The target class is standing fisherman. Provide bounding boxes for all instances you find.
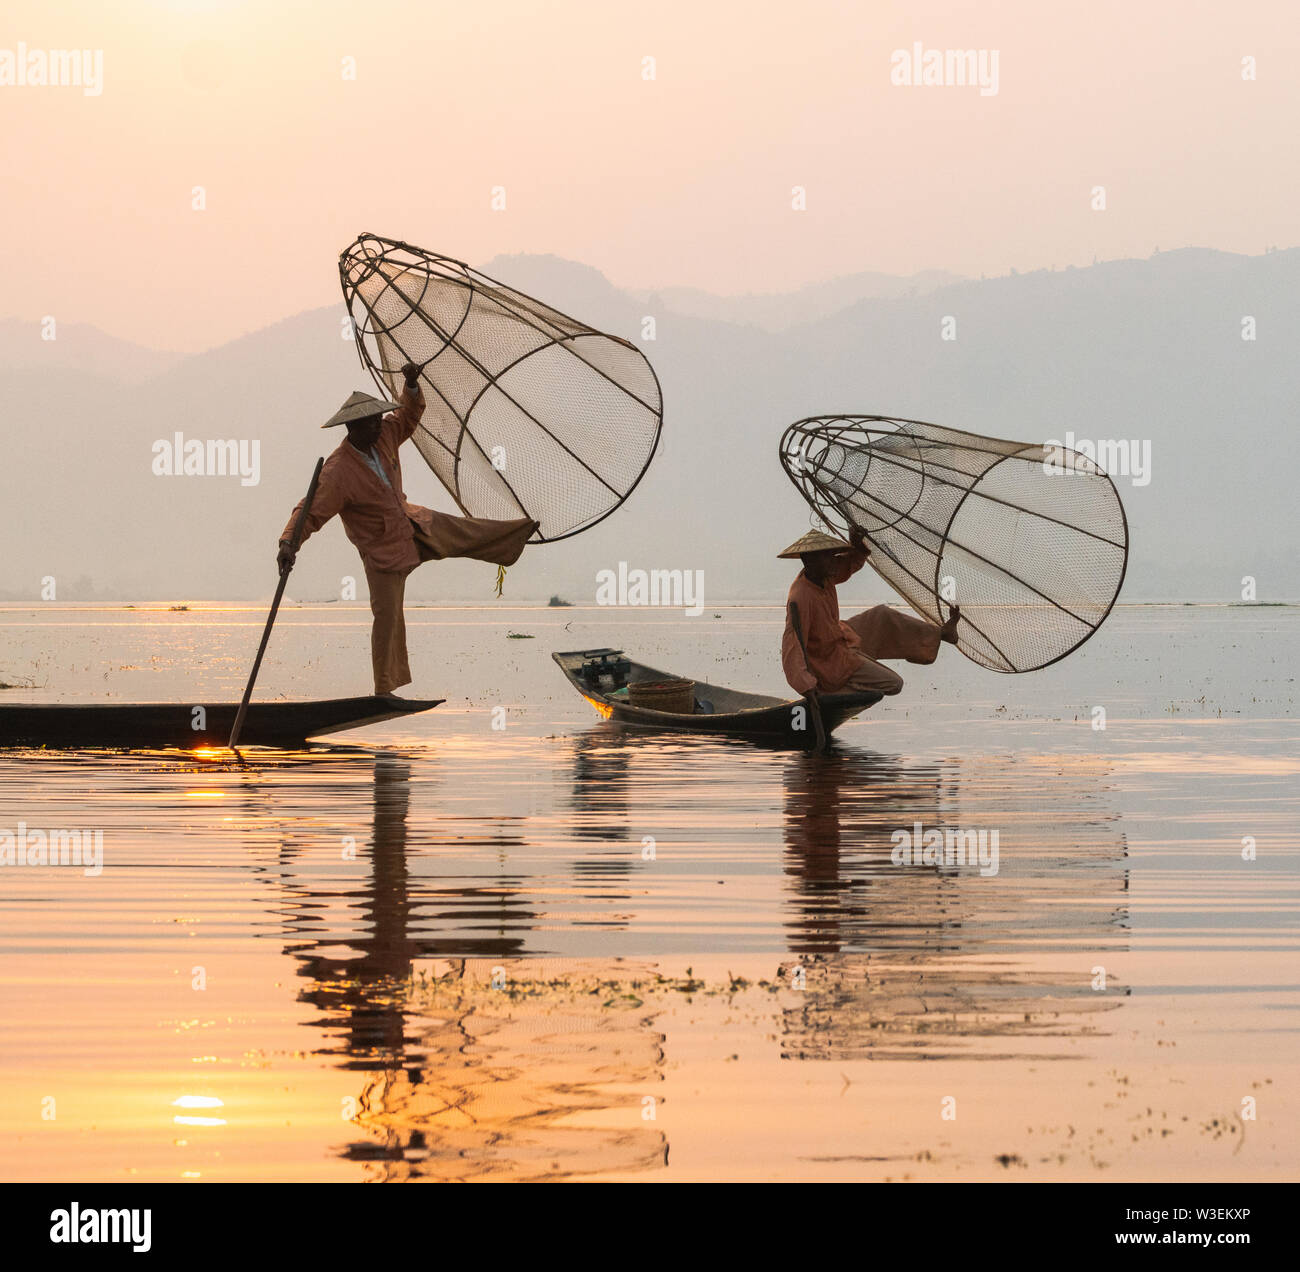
[780,527,960,701]
[277,362,537,697]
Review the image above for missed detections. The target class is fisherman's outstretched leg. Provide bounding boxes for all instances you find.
[845,604,943,665]
[410,511,538,565]
[365,564,411,696]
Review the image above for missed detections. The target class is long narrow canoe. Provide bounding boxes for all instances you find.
[0,695,443,750]
[553,648,880,746]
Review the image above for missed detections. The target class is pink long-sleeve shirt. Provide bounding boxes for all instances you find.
[781,547,870,695]
[280,385,434,574]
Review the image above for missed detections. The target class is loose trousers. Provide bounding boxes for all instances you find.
[364,515,535,695]
[836,604,942,695]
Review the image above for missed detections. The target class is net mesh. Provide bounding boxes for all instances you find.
[339,234,663,542]
[779,416,1129,673]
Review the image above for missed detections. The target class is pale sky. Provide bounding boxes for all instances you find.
[3,0,1298,350]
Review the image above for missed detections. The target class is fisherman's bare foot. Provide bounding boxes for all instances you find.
[940,604,961,644]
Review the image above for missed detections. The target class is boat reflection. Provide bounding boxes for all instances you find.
[565,731,640,891]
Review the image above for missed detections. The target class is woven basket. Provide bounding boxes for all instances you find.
[628,678,696,715]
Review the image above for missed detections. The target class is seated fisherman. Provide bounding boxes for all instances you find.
[277,362,538,698]
[779,527,960,699]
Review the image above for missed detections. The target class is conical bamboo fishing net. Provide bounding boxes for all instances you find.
[780,415,1129,673]
[340,233,663,542]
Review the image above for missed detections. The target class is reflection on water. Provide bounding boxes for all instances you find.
[781,748,1130,956]
[282,756,664,1179]
[0,605,1293,1180]
[782,749,951,955]
[777,747,1131,1061]
[775,954,1123,1063]
[1,714,1292,1180]
[341,961,668,1182]
[238,739,1133,1175]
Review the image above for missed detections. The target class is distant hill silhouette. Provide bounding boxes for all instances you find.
[0,318,184,385]
[637,270,964,331]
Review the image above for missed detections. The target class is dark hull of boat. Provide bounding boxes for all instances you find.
[553,649,880,747]
[0,696,443,750]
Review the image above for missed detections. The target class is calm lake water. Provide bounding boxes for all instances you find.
[0,603,1296,1181]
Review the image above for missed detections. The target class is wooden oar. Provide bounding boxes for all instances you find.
[228,457,324,749]
[787,600,826,752]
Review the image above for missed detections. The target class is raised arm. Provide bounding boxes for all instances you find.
[385,361,426,445]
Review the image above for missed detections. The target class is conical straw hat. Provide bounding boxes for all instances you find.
[777,529,853,558]
[322,390,399,428]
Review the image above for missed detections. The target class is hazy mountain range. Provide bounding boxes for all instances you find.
[642,267,963,330]
[1,247,1296,606]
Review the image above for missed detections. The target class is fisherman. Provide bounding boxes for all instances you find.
[277,362,538,698]
[780,527,960,701]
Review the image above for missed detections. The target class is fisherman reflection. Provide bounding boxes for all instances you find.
[781,747,952,958]
[285,755,665,1179]
[293,754,529,1067]
[778,749,1131,1061]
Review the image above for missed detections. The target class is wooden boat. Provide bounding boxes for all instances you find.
[0,695,443,750]
[553,648,880,746]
